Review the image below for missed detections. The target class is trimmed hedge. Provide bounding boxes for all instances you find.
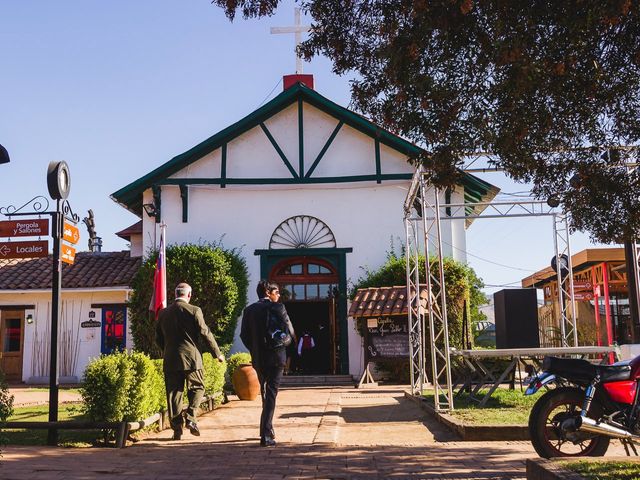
[81,351,226,422]
[81,351,163,422]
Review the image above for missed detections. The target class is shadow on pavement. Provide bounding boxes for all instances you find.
[0,441,531,479]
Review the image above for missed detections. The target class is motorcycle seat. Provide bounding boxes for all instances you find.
[543,356,632,383]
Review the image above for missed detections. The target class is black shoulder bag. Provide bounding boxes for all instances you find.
[265,303,292,349]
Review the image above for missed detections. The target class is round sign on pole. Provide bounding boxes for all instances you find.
[47,161,71,200]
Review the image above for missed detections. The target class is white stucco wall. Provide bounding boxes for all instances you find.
[136,97,469,378]
[0,289,131,383]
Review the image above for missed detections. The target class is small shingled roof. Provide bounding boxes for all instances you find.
[116,221,143,241]
[349,286,428,318]
[0,251,141,290]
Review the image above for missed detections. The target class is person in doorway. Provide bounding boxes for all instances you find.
[240,280,295,447]
[297,330,316,374]
[156,282,224,440]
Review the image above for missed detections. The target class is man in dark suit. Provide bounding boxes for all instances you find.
[156,282,224,440]
[240,280,295,447]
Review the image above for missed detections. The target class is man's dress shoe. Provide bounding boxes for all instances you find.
[172,430,182,440]
[260,436,276,447]
[185,420,200,436]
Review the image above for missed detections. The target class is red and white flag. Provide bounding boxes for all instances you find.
[149,224,167,319]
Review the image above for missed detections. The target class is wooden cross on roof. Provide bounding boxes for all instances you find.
[270,7,312,74]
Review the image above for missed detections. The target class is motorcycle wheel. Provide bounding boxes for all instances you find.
[529,387,610,458]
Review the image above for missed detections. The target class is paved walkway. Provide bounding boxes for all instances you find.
[0,385,624,479]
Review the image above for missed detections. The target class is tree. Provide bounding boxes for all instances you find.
[128,243,248,357]
[213,1,640,244]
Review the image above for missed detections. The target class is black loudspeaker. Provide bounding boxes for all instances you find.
[493,289,540,349]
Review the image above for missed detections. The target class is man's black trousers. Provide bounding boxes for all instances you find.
[256,364,283,439]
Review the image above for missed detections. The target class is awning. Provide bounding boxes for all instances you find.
[349,286,428,318]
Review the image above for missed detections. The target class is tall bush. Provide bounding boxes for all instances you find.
[202,352,226,396]
[352,253,486,382]
[128,242,248,357]
[352,253,486,350]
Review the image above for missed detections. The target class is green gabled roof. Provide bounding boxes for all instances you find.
[111,82,497,217]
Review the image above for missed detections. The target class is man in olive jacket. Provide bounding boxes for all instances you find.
[240,280,295,447]
[156,282,224,440]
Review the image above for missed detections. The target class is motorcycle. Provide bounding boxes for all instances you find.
[525,355,640,458]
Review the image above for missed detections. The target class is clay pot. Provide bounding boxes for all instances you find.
[232,363,260,401]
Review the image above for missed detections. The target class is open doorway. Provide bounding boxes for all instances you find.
[285,301,333,374]
[270,256,338,375]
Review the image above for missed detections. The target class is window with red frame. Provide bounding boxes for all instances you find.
[271,257,338,301]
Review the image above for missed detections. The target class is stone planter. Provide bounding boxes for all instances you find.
[232,364,260,401]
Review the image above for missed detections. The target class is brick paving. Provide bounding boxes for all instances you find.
[0,384,629,479]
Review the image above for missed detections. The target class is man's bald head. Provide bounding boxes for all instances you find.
[175,283,192,302]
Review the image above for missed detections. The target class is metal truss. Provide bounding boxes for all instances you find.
[404,166,454,410]
[553,213,579,347]
[405,166,578,411]
[405,214,425,394]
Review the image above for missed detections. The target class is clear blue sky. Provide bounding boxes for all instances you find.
[0,1,610,297]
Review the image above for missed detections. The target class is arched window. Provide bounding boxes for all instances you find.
[270,257,338,301]
[269,215,336,249]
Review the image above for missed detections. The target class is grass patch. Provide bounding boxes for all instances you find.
[423,387,543,425]
[564,460,640,480]
[3,403,105,447]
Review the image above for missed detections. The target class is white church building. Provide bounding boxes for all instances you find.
[111,75,498,378]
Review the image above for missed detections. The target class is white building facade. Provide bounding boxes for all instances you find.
[112,77,497,378]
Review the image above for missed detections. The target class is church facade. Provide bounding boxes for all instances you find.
[112,76,498,377]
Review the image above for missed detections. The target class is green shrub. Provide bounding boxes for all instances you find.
[202,352,226,396]
[128,242,249,357]
[81,351,164,422]
[225,352,253,394]
[0,371,13,423]
[352,252,487,382]
[125,352,165,421]
[227,352,252,379]
[0,371,14,447]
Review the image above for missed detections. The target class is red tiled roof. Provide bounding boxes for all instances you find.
[116,221,142,241]
[0,251,141,290]
[348,286,428,318]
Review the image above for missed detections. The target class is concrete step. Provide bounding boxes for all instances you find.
[281,374,355,387]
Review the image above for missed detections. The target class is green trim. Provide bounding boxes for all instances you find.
[305,121,343,178]
[152,186,161,224]
[298,98,304,177]
[179,185,188,223]
[374,139,381,184]
[255,247,351,375]
[111,81,499,216]
[160,174,411,186]
[221,143,227,189]
[260,123,298,178]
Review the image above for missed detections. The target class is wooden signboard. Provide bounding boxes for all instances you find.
[62,222,80,244]
[0,240,48,259]
[364,316,409,360]
[61,244,76,265]
[0,219,49,237]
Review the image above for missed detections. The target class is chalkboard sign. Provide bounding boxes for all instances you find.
[364,316,409,359]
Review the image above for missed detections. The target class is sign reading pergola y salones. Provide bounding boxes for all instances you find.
[0,219,49,237]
